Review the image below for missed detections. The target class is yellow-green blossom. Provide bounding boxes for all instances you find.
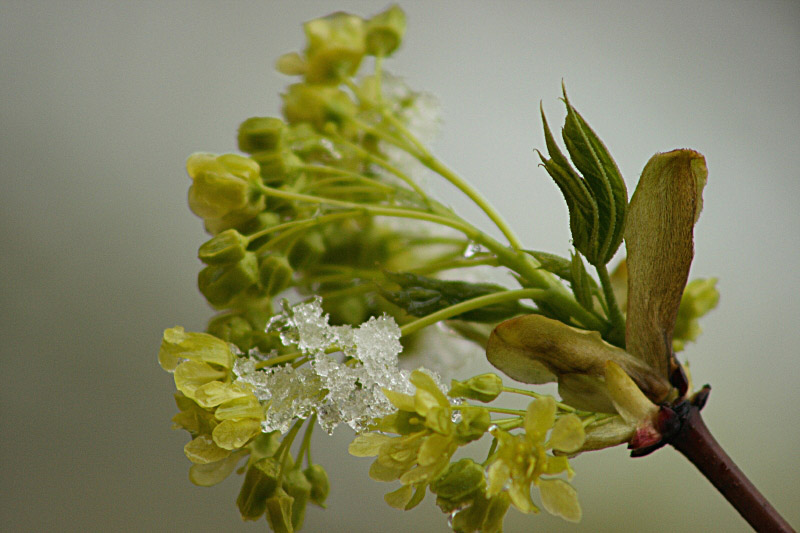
[349,370,490,508]
[486,396,584,518]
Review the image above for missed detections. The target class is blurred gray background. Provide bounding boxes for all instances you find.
[2,1,799,531]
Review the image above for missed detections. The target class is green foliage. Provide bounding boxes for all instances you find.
[538,85,627,267]
[380,271,527,323]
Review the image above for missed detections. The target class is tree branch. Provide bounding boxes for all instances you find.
[668,403,794,532]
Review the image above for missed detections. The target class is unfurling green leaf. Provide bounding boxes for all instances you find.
[569,251,594,312]
[380,271,524,322]
[560,85,627,265]
[538,86,628,266]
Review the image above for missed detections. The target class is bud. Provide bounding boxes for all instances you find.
[430,458,485,511]
[450,493,491,533]
[282,83,356,130]
[198,229,249,265]
[198,252,259,307]
[186,152,261,221]
[454,406,491,444]
[625,149,707,377]
[303,12,366,83]
[250,148,302,183]
[283,468,311,530]
[238,117,286,154]
[258,253,294,296]
[303,464,330,507]
[265,487,295,533]
[206,313,253,350]
[365,5,406,57]
[236,457,281,521]
[448,374,503,403]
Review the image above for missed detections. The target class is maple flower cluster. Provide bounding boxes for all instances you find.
[159,4,721,532]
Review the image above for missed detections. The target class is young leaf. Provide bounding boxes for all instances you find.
[380,272,526,322]
[560,85,627,264]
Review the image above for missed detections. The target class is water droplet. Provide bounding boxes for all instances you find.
[463,242,484,258]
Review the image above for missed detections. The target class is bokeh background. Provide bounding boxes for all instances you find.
[2,1,799,531]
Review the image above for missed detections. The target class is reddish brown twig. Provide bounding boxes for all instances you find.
[668,399,794,532]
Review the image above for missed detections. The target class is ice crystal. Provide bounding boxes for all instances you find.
[236,297,444,435]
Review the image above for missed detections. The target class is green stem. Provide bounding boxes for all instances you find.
[483,437,499,465]
[322,127,429,200]
[296,164,396,193]
[254,351,305,369]
[247,210,359,245]
[255,184,477,237]
[399,288,545,337]
[493,418,524,431]
[595,263,626,346]
[501,386,580,414]
[275,419,304,485]
[470,405,525,416]
[297,414,316,468]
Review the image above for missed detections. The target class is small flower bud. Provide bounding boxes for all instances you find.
[206,314,253,349]
[237,211,282,237]
[236,457,281,521]
[303,12,366,83]
[250,148,302,183]
[454,406,491,444]
[259,253,294,296]
[198,229,249,265]
[430,458,486,509]
[282,83,356,130]
[283,468,311,530]
[265,487,295,533]
[365,5,406,57]
[198,252,259,307]
[238,117,286,154]
[448,373,503,403]
[186,153,261,221]
[303,464,330,508]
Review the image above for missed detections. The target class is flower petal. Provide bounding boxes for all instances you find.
[539,478,582,522]
[525,397,556,442]
[548,414,585,453]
